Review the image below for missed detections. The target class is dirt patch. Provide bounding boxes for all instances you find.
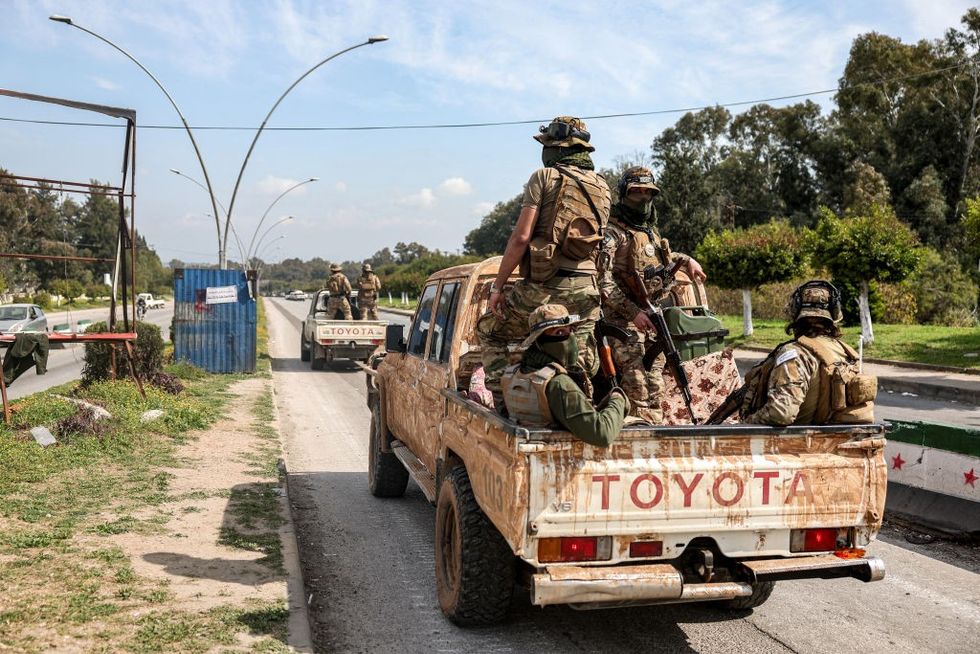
[111,378,284,612]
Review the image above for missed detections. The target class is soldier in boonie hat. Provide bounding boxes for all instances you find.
[500,304,629,446]
[533,116,595,152]
[330,263,342,273]
[325,263,353,320]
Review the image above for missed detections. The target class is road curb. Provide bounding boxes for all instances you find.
[380,307,414,317]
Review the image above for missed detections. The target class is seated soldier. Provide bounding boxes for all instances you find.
[501,305,629,447]
[741,280,876,426]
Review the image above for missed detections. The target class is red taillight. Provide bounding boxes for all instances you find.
[538,536,611,563]
[371,339,383,345]
[629,540,663,558]
[790,528,844,552]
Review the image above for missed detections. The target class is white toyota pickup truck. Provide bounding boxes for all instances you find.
[300,289,387,368]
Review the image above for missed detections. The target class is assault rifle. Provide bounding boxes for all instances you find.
[595,319,634,391]
[621,264,698,424]
[706,384,746,424]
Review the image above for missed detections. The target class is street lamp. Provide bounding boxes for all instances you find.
[224,35,389,264]
[51,15,225,267]
[171,169,247,267]
[245,177,317,262]
[251,216,294,266]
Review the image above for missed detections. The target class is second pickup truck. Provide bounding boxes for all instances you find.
[300,289,387,368]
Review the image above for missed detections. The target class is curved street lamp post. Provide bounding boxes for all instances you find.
[245,177,317,262]
[50,15,225,265]
[54,15,388,269]
[251,216,294,266]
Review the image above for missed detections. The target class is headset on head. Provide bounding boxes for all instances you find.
[791,280,841,321]
[617,170,659,200]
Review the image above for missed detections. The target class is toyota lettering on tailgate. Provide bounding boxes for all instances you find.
[319,326,381,337]
[590,471,814,511]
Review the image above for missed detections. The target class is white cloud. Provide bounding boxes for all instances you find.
[335,181,348,193]
[472,201,494,216]
[439,177,472,196]
[400,188,436,208]
[257,175,309,195]
[92,76,119,91]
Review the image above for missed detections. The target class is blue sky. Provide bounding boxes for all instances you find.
[0,0,974,266]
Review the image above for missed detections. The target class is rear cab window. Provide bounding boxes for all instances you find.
[429,282,460,364]
[407,283,439,357]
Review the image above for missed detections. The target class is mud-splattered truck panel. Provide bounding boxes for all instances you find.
[366,257,886,625]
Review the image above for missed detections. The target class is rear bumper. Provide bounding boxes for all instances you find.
[315,343,378,360]
[531,555,885,607]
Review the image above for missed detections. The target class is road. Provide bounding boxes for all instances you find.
[266,297,979,654]
[4,303,173,400]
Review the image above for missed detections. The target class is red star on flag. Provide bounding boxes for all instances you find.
[964,468,978,488]
[891,454,906,470]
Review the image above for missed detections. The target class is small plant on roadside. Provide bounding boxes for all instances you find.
[148,371,185,395]
[81,321,165,384]
[55,407,108,443]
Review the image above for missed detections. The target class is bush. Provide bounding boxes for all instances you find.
[31,292,53,310]
[81,321,165,384]
[55,407,108,443]
[903,247,978,325]
[148,371,185,395]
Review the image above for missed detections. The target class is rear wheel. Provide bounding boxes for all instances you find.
[300,333,311,362]
[311,344,325,370]
[368,401,409,497]
[719,580,775,610]
[435,466,515,625]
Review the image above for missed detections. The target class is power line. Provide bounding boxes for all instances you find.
[0,61,971,133]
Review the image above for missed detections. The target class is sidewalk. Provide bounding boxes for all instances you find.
[734,348,980,405]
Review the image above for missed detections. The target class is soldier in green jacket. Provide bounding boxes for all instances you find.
[501,304,629,447]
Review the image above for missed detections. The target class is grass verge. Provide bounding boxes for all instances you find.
[720,315,980,369]
[0,303,289,653]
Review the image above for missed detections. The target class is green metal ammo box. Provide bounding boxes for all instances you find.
[663,306,729,362]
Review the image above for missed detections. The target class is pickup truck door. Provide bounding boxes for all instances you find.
[385,283,439,447]
[414,281,460,472]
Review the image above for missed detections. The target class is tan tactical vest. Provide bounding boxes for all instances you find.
[358,274,378,296]
[610,219,670,293]
[526,166,610,282]
[741,336,876,424]
[327,273,348,295]
[501,362,565,426]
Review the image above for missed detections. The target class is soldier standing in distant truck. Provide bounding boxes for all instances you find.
[598,166,706,423]
[357,263,382,320]
[476,116,611,406]
[326,263,353,320]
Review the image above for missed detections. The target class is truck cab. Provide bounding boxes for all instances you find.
[366,257,886,625]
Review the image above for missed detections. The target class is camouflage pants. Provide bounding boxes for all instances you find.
[611,331,665,424]
[326,297,352,320]
[476,276,600,388]
[359,295,379,320]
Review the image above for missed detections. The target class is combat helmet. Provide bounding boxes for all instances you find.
[534,116,594,152]
[788,280,843,323]
[330,263,342,273]
[617,166,660,199]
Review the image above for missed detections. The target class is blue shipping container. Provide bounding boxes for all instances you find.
[173,268,257,373]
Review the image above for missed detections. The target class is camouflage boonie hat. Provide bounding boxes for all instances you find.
[618,166,660,197]
[362,263,372,272]
[533,116,595,152]
[788,280,843,323]
[330,263,342,273]
[521,304,583,348]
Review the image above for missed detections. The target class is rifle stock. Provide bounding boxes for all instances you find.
[706,385,745,424]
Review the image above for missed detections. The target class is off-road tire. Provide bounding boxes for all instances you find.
[311,344,325,370]
[719,580,775,610]
[368,401,408,497]
[435,465,515,625]
[300,333,311,362]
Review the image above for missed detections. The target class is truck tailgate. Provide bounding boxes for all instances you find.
[524,425,886,560]
[315,320,386,343]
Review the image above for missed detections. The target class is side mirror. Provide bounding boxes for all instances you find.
[385,324,406,353]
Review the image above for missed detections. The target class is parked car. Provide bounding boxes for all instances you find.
[0,304,48,334]
[286,290,308,301]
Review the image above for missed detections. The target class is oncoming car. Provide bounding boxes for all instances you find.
[0,304,48,334]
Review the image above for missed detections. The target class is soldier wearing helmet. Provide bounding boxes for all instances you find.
[739,280,876,426]
[597,166,707,424]
[500,304,629,446]
[476,116,612,407]
[357,263,382,320]
[325,263,353,320]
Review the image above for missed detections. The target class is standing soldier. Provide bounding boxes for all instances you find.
[357,263,382,320]
[476,116,611,406]
[598,166,706,423]
[326,263,353,320]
